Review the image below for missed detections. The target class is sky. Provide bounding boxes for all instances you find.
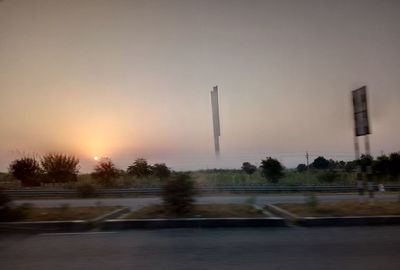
[0,0,399,172]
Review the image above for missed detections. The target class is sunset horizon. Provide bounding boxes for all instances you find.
[1,0,399,172]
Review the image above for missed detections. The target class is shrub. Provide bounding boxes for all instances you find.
[296,164,307,173]
[127,158,152,178]
[14,203,33,219]
[388,152,400,178]
[318,171,339,183]
[0,188,11,208]
[9,157,42,186]
[242,162,257,175]
[76,183,97,198]
[311,156,330,170]
[305,193,319,208]
[345,161,357,173]
[0,189,32,221]
[151,163,171,179]
[260,157,284,184]
[162,173,196,215]
[41,153,79,183]
[91,158,120,187]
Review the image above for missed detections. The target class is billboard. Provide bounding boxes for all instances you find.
[352,86,370,136]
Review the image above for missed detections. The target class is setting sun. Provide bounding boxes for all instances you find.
[93,156,99,161]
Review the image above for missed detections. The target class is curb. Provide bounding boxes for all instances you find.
[264,204,299,222]
[101,217,287,230]
[0,220,90,233]
[297,216,400,226]
[89,207,130,226]
[265,204,400,227]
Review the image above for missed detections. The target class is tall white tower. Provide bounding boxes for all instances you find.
[211,86,220,156]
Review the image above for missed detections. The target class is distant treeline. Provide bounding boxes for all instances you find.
[294,153,400,178]
[5,154,171,187]
[2,151,400,187]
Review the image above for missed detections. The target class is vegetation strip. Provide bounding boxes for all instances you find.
[124,204,267,219]
[267,202,400,227]
[276,201,400,217]
[0,206,126,233]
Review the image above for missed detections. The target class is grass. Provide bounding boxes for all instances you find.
[276,201,400,217]
[124,204,266,219]
[1,170,399,189]
[15,206,120,222]
[192,170,358,186]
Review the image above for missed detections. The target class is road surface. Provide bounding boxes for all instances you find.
[1,226,400,270]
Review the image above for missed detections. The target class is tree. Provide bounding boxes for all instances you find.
[296,163,307,173]
[91,158,120,187]
[357,154,373,172]
[311,156,330,170]
[260,157,284,183]
[41,153,79,183]
[162,173,196,215]
[151,163,171,179]
[345,161,357,173]
[388,152,400,177]
[328,159,337,170]
[241,162,257,175]
[372,152,400,178]
[373,155,390,176]
[127,158,152,178]
[9,157,42,186]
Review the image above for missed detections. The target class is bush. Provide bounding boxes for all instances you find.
[151,163,171,179]
[127,158,152,178]
[76,183,97,198]
[9,157,42,186]
[370,152,400,180]
[318,171,339,183]
[0,189,32,221]
[311,156,330,170]
[41,153,79,183]
[305,193,319,208]
[242,162,257,175]
[162,173,196,215]
[260,157,284,184]
[91,158,120,187]
[296,164,307,173]
[0,188,11,207]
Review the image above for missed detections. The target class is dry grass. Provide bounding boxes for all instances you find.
[19,206,120,221]
[125,204,266,219]
[276,201,400,217]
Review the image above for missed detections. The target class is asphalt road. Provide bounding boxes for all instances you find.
[15,193,399,210]
[1,226,400,270]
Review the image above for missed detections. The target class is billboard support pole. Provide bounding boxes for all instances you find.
[364,135,371,157]
[364,134,374,199]
[211,86,221,158]
[354,136,360,160]
[352,86,371,200]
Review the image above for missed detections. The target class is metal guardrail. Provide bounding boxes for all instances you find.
[3,184,400,197]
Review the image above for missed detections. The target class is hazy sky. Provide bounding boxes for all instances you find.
[1,0,399,172]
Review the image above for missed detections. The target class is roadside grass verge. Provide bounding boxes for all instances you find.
[124,204,266,219]
[276,201,400,217]
[4,206,121,222]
